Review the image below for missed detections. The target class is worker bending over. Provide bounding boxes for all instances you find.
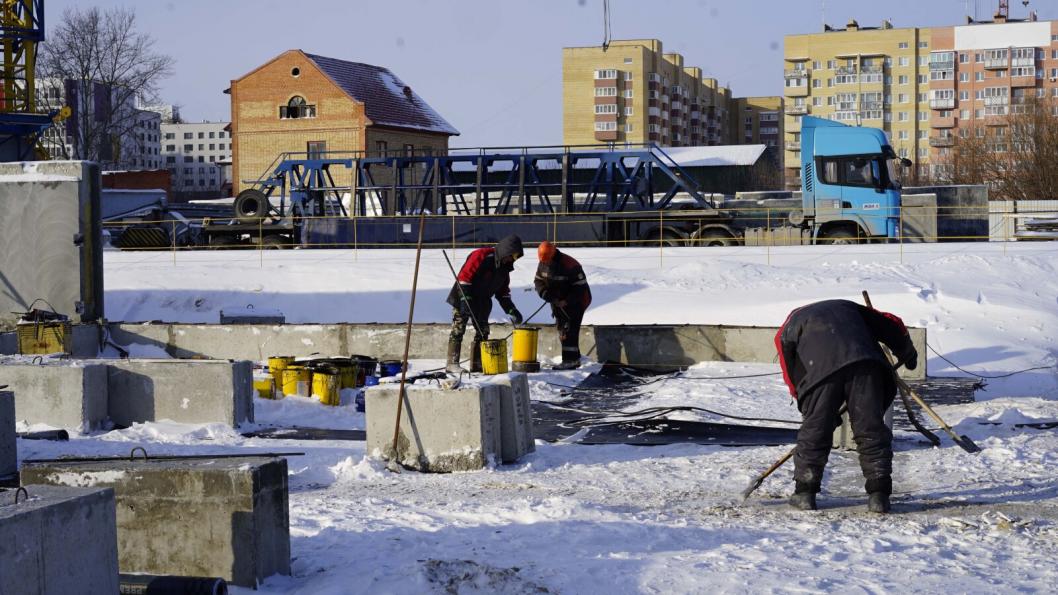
[534,241,592,370]
[775,299,918,513]
[446,235,524,374]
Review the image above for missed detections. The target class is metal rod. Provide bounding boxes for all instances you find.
[389,208,428,466]
[23,452,305,464]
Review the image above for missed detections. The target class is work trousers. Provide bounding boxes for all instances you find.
[450,306,489,345]
[555,305,585,362]
[793,360,895,494]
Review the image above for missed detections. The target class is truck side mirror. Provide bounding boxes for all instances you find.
[901,158,913,168]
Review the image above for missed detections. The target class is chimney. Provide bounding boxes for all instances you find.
[847,19,859,31]
[882,19,893,29]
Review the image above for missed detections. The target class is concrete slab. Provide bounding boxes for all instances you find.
[105,359,254,428]
[20,456,290,589]
[0,360,109,432]
[0,161,103,331]
[0,392,13,478]
[482,373,535,463]
[0,484,118,594]
[366,383,502,472]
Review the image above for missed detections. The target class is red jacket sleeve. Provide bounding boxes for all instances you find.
[457,248,489,284]
[775,310,799,399]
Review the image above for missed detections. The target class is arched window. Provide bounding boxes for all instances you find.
[279,95,316,119]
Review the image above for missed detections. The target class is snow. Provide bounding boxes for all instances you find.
[20,241,1058,592]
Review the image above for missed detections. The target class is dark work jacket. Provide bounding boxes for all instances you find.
[775,299,915,400]
[534,251,592,311]
[446,236,522,316]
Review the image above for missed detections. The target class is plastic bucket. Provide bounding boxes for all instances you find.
[268,356,295,383]
[511,327,540,363]
[281,366,311,398]
[253,376,276,400]
[312,366,341,407]
[480,339,508,375]
[379,360,404,377]
[352,355,378,378]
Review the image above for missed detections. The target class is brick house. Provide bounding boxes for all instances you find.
[228,49,459,194]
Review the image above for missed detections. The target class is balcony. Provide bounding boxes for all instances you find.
[984,96,1010,107]
[984,54,1010,69]
[929,136,955,147]
[835,66,858,76]
[785,140,801,151]
[929,97,955,110]
[785,104,808,115]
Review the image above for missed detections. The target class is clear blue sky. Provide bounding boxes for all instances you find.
[45,0,1058,147]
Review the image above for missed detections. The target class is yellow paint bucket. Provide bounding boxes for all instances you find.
[511,327,541,373]
[312,368,341,407]
[480,339,508,375]
[281,366,311,398]
[253,376,276,400]
[268,356,295,384]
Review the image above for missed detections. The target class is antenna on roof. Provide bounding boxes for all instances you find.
[602,0,612,51]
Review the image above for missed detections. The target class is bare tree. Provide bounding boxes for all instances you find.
[37,6,174,164]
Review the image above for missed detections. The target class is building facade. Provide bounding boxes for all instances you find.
[784,11,1056,186]
[160,121,231,199]
[732,96,784,157]
[562,39,735,147]
[229,50,459,195]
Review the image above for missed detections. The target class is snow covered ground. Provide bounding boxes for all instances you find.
[22,242,1058,592]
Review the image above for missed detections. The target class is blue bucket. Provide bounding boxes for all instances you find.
[379,360,404,377]
[354,390,366,412]
[364,375,379,386]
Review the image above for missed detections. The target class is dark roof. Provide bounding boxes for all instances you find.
[304,53,459,136]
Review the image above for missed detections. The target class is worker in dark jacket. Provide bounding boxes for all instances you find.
[775,299,918,513]
[446,235,524,373]
[534,241,592,370]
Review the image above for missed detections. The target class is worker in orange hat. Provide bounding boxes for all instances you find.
[533,241,592,370]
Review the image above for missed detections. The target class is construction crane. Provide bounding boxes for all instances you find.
[0,0,64,161]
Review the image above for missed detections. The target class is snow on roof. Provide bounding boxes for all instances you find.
[305,53,459,136]
[448,144,768,172]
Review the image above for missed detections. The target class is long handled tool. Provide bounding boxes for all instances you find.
[441,250,485,337]
[387,211,428,473]
[862,291,981,454]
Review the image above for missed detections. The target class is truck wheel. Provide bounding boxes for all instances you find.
[820,229,860,245]
[697,230,735,247]
[233,189,269,223]
[641,230,683,247]
[209,236,245,250]
[261,235,288,249]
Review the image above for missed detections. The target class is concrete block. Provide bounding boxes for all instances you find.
[21,456,290,589]
[0,392,13,478]
[366,383,502,472]
[106,359,254,428]
[0,360,109,432]
[0,485,119,594]
[483,373,535,463]
[832,404,895,451]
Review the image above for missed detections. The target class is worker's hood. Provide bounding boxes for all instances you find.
[495,235,524,262]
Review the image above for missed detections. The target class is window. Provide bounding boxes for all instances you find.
[959,72,969,82]
[208,144,214,150]
[975,71,984,81]
[785,77,806,88]
[183,144,193,152]
[165,133,174,140]
[959,91,969,101]
[622,89,633,98]
[165,144,176,152]
[898,111,909,122]
[307,140,326,159]
[917,74,927,84]
[918,111,928,121]
[198,156,204,162]
[624,106,633,116]
[594,104,617,114]
[812,97,822,106]
[375,141,388,156]
[898,42,909,49]
[918,41,928,49]
[813,79,821,88]
[594,86,618,96]
[594,69,618,79]
[183,156,193,163]
[898,75,909,85]
[827,60,837,69]
[198,144,204,150]
[1011,66,1033,78]
[899,57,910,67]
[183,168,192,175]
[184,132,193,139]
[280,95,316,119]
[593,121,617,131]
[403,143,414,157]
[208,132,215,139]
[197,132,204,139]
[166,156,175,164]
[209,156,216,162]
[959,53,968,64]
[898,130,909,140]
[918,93,927,102]
[623,57,633,64]
[219,131,226,138]
[623,123,633,132]
[818,156,885,188]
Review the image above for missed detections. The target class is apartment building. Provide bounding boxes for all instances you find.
[732,95,784,153]
[160,121,231,198]
[562,39,735,147]
[783,20,932,188]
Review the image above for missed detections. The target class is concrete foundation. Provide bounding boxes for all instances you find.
[106,359,254,427]
[0,161,103,331]
[483,373,536,463]
[0,485,119,594]
[0,360,109,432]
[366,382,503,472]
[25,322,927,380]
[0,392,13,479]
[21,456,290,589]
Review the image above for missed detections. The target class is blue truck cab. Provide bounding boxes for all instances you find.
[800,116,907,242]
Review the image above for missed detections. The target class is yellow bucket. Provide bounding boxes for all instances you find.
[338,364,359,389]
[511,327,540,363]
[480,339,508,375]
[312,369,341,407]
[281,366,311,398]
[268,356,296,383]
[253,376,276,400]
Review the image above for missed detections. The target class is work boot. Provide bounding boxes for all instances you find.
[867,492,891,514]
[552,351,581,370]
[789,481,819,511]
[446,340,464,374]
[469,339,483,374]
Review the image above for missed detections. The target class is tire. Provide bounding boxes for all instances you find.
[261,235,289,249]
[640,230,683,247]
[233,189,269,223]
[819,228,860,245]
[697,230,735,247]
[208,235,246,250]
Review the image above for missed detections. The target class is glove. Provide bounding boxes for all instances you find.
[507,308,523,325]
[899,346,918,371]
